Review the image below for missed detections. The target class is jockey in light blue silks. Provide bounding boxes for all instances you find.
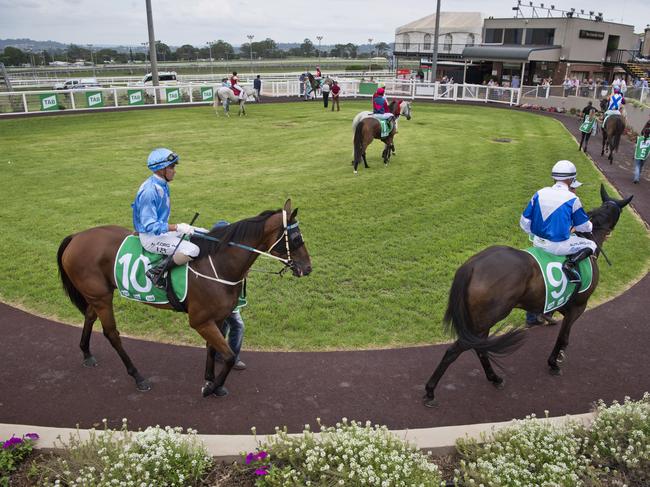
[603,85,626,131]
[372,87,394,126]
[519,160,597,283]
[132,148,207,289]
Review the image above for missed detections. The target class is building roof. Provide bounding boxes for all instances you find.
[395,12,483,35]
[462,45,561,62]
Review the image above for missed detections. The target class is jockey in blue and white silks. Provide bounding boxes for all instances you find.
[132,148,206,288]
[520,160,596,283]
[603,86,625,130]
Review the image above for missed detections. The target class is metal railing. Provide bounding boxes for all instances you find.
[521,84,649,106]
[605,49,641,64]
[0,79,525,115]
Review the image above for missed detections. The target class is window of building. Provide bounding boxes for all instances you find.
[443,33,453,52]
[525,28,555,45]
[504,28,523,44]
[466,33,475,47]
[423,33,431,50]
[402,33,410,50]
[485,28,503,44]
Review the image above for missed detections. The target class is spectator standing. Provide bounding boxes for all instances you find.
[330,80,341,111]
[253,75,262,102]
[321,80,331,108]
[562,78,572,96]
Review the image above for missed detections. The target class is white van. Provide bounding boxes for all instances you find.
[141,71,178,85]
[74,78,101,89]
[53,79,80,90]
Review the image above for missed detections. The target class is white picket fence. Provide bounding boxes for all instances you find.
[0,79,522,116]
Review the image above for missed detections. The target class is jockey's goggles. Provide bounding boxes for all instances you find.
[164,152,179,164]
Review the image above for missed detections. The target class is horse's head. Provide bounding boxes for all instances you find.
[589,184,633,237]
[599,98,608,112]
[268,199,312,277]
[400,101,412,120]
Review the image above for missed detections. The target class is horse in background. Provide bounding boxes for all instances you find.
[351,100,412,174]
[423,185,632,407]
[214,85,257,116]
[601,114,625,164]
[305,73,321,98]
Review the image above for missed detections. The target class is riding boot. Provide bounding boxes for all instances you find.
[562,248,593,284]
[146,256,175,289]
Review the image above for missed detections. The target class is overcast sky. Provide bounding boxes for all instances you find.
[1,0,648,46]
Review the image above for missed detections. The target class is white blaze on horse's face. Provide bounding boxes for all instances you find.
[401,102,412,120]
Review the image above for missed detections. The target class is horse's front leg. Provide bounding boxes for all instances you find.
[548,303,587,375]
[193,320,234,397]
[475,349,504,389]
[80,306,98,367]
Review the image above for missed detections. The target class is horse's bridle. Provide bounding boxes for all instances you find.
[188,209,304,284]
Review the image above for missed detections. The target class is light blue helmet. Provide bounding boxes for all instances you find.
[147,148,179,172]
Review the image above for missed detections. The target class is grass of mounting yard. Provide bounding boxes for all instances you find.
[1,101,648,350]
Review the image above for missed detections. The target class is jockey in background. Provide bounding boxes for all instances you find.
[603,85,625,130]
[315,66,322,78]
[230,71,246,101]
[519,160,596,283]
[372,87,394,123]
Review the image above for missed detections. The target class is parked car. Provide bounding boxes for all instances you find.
[141,71,178,85]
[53,78,100,90]
[53,79,80,90]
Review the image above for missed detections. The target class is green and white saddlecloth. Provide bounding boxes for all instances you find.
[378,119,392,138]
[524,247,593,313]
[114,235,188,304]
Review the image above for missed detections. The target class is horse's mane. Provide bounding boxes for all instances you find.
[191,209,281,257]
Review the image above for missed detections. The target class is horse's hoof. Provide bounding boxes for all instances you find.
[353,171,358,175]
[214,386,228,397]
[423,397,438,408]
[136,379,151,392]
[492,378,505,390]
[202,381,216,397]
[549,367,562,376]
[82,356,98,367]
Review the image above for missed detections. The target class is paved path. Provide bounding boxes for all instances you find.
[1,111,648,435]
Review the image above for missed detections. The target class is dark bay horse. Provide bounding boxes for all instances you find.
[424,185,632,407]
[599,99,626,164]
[351,100,412,174]
[57,199,311,397]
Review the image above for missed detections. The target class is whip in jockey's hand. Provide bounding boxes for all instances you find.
[132,148,201,289]
[519,160,597,284]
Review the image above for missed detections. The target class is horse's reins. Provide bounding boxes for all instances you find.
[188,209,297,285]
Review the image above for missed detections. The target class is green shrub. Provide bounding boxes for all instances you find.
[0,433,39,486]
[587,393,650,480]
[250,418,442,486]
[455,414,591,487]
[35,419,212,486]
[344,64,384,71]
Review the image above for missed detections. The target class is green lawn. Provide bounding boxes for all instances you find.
[1,101,648,350]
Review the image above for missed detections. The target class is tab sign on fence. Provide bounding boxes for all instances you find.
[128,89,144,106]
[166,88,181,104]
[39,93,59,111]
[200,87,213,101]
[86,91,104,108]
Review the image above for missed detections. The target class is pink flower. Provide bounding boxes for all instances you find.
[254,466,270,476]
[24,433,39,441]
[2,436,23,449]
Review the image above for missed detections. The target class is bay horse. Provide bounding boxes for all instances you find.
[599,98,626,164]
[351,100,412,174]
[424,185,632,407]
[57,199,311,397]
[214,85,257,116]
[306,73,321,98]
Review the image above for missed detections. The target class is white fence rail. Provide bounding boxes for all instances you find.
[521,84,649,106]
[0,79,523,116]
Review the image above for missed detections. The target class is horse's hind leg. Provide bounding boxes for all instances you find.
[475,350,504,388]
[424,340,466,407]
[203,343,217,395]
[93,297,150,391]
[80,306,98,367]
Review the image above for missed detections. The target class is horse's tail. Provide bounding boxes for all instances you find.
[352,119,365,165]
[444,261,525,355]
[57,234,88,316]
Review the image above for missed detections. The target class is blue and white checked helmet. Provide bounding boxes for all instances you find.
[147,148,179,172]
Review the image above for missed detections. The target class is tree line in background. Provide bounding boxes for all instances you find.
[0,38,392,66]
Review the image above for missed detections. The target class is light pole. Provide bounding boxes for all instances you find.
[431,0,441,83]
[87,44,96,77]
[206,41,215,75]
[145,0,160,87]
[316,35,323,65]
[368,38,373,74]
[247,34,254,73]
[141,42,149,72]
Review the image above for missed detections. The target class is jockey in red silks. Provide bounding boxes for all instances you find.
[315,66,322,78]
[230,71,245,100]
[372,87,394,123]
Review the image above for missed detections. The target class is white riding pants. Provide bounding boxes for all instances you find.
[532,235,597,256]
[139,231,200,258]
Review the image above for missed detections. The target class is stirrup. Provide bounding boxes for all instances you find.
[146,257,172,289]
[562,264,581,284]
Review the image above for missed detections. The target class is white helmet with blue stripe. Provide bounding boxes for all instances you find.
[552,160,582,188]
[147,148,179,172]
